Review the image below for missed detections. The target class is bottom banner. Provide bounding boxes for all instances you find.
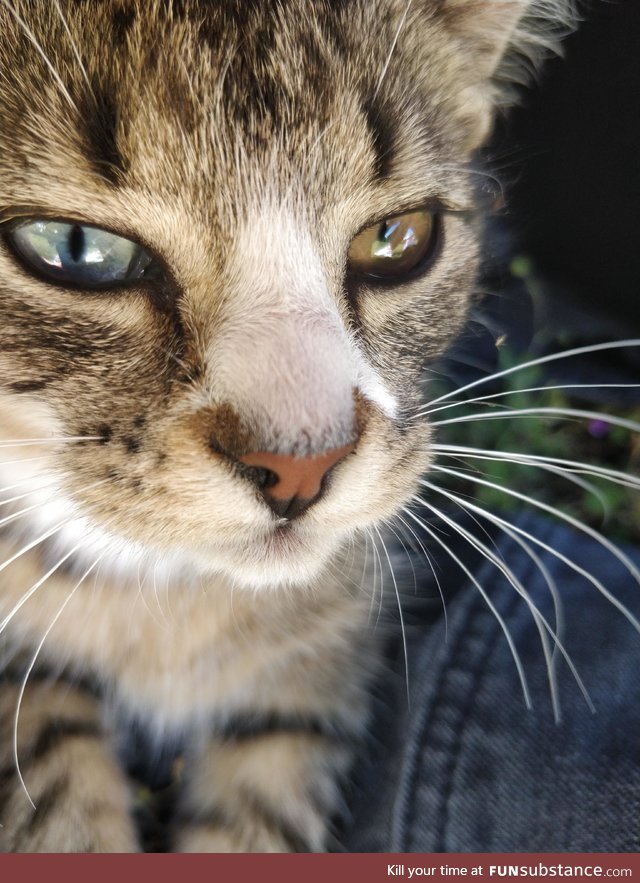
[0,853,638,883]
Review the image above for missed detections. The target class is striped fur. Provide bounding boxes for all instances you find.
[0,0,570,852]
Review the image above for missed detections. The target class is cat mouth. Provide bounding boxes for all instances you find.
[201,519,342,589]
[257,520,312,558]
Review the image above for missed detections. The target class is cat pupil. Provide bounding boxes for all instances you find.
[69,224,85,263]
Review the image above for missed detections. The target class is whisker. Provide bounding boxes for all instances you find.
[382,518,419,599]
[0,0,77,112]
[373,524,410,708]
[486,519,565,681]
[151,560,171,628]
[51,0,93,94]
[13,553,104,809]
[0,457,50,469]
[417,489,593,719]
[421,338,640,409]
[0,538,86,638]
[431,406,640,433]
[394,507,449,641]
[367,527,385,629]
[431,444,640,492]
[421,477,640,636]
[374,0,413,99]
[0,437,100,448]
[134,560,165,630]
[417,382,640,419]
[0,522,70,580]
[403,504,532,708]
[426,465,640,591]
[0,478,108,532]
[0,475,72,510]
[431,448,610,516]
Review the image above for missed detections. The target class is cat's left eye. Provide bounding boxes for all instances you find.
[7,220,154,288]
[347,210,439,282]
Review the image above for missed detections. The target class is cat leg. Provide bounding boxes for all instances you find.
[173,725,353,853]
[0,680,139,852]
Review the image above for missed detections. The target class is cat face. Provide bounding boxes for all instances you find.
[0,1,560,589]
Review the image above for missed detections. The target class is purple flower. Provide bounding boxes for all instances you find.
[588,419,610,439]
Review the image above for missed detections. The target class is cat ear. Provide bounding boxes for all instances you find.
[433,0,573,146]
[438,0,572,80]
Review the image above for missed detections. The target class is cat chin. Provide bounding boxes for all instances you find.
[197,527,347,592]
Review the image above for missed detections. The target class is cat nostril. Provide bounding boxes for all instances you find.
[239,443,356,519]
[240,465,279,492]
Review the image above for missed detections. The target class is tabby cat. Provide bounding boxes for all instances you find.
[0,0,571,852]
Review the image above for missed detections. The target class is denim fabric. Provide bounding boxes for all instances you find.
[342,511,640,852]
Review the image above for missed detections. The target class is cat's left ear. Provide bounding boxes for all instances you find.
[433,0,573,146]
[438,0,544,79]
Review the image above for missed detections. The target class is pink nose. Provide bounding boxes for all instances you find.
[239,443,356,519]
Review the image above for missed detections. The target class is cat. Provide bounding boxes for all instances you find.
[0,0,575,853]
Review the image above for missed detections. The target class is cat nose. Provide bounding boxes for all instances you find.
[239,443,356,519]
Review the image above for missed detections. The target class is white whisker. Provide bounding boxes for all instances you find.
[426,465,640,591]
[51,0,93,94]
[0,522,69,579]
[374,0,413,98]
[431,448,610,515]
[383,519,419,598]
[0,478,108,532]
[367,527,385,629]
[373,524,410,708]
[0,437,100,448]
[431,445,640,492]
[0,457,49,469]
[418,488,593,719]
[395,507,449,640]
[431,406,640,434]
[13,553,104,809]
[421,477,640,636]
[403,504,532,709]
[0,539,85,637]
[0,0,77,112]
[0,475,70,510]
[417,382,640,419]
[422,338,640,409]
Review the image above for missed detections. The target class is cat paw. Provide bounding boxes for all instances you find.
[174,818,305,853]
[0,684,138,852]
[0,778,139,853]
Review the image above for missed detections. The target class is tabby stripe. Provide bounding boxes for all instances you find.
[214,711,351,744]
[0,721,101,819]
[362,96,395,181]
[176,798,311,853]
[0,763,17,815]
[0,666,100,698]
[29,718,102,763]
[242,789,313,853]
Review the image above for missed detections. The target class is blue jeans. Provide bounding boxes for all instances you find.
[342,510,640,852]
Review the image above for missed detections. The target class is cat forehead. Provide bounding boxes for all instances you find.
[0,0,473,210]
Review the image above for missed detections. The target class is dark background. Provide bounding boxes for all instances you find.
[495,0,640,332]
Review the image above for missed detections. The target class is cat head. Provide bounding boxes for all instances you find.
[0,1,571,589]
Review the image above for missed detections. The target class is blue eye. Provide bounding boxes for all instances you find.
[8,220,154,288]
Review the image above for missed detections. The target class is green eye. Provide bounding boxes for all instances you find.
[8,220,154,288]
[347,210,439,281]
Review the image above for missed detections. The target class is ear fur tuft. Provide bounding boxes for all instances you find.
[440,0,577,86]
[432,0,577,147]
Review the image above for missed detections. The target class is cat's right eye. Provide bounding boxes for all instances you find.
[6,220,154,288]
